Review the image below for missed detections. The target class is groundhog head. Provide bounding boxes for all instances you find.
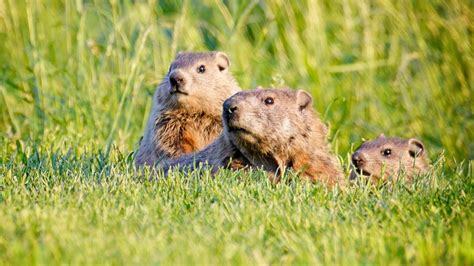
[350,134,430,182]
[223,88,318,152]
[156,51,240,114]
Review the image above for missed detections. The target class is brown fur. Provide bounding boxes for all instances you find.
[135,51,241,166]
[164,88,344,187]
[350,134,431,182]
[162,134,249,173]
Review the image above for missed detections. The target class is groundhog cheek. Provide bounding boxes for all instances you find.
[240,116,263,132]
[253,122,265,133]
[365,162,378,174]
[281,118,292,134]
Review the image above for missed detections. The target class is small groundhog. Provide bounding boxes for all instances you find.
[349,134,430,182]
[135,51,241,166]
[164,88,344,186]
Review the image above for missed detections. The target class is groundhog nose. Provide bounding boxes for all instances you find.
[223,100,238,114]
[352,152,365,167]
[169,72,185,89]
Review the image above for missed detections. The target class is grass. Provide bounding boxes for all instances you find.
[0,0,473,264]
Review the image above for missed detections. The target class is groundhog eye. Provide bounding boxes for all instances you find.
[197,65,206,73]
[381,148,392,157]
[264,97,274,105]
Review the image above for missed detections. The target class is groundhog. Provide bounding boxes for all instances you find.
[164,88,344,186]
[349,134,431,182]
[135,51,241,166]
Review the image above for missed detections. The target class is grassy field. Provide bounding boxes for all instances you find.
[0,0,473,264]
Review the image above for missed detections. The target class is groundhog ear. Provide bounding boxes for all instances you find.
[408,138,425,158]
[378,133,386,139]
[296,90,313,111]
[215,52,230,71]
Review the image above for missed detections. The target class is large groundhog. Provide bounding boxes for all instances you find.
[349,134,430,182]
[164,88,344,186]
[135,52,241,166]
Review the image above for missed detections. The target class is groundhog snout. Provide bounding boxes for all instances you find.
[223,98,239,119]
[169,71,187,92]
[352,151,367,168]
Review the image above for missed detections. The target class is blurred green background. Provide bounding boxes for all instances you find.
[0,0,472,160]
